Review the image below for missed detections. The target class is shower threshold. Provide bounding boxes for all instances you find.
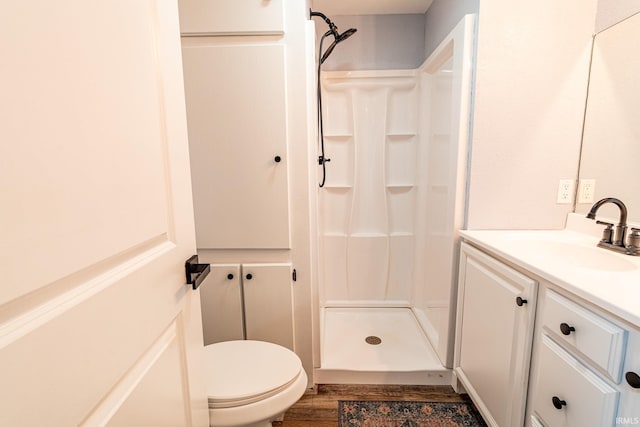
[315,307,451,385]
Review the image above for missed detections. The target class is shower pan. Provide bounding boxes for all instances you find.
[313,15,476,385]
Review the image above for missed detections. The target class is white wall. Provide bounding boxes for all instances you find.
[423,0,479,58]
[466,0,598,229]
[595,0,640,32]
[314,14,425,70]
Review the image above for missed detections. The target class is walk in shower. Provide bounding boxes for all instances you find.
[313,16,476,384]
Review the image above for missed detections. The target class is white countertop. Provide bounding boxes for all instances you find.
[460,214,640,328]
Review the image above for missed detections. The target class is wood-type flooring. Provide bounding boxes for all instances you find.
[272,384,473,427]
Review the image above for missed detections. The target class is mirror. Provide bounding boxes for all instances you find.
[576,11,640,222]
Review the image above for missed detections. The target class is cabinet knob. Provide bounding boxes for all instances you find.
[552,396,567,410]
[227,273,234,280]
[626,372,640,389]
[560,323,576,336]
[274,155,282,163]
[516,297,527,306]
[245,273,253,280]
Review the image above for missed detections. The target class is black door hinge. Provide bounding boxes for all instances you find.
[292,268,297,282]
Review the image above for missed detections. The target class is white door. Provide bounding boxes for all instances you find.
[0,1,209,426]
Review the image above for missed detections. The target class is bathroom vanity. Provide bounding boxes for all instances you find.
[454,215,640,427]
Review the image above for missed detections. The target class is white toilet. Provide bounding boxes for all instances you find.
[204,340,308,427]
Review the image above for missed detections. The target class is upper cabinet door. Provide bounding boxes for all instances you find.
[182,42,291,249]
[178,0,284,35]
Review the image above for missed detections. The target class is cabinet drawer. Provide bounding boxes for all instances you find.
[531,334,618,427]
[541,289,626,382]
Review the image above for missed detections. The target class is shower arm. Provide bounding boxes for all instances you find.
[310,10,339,37]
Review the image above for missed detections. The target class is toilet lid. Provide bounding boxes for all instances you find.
[204,340,303,409]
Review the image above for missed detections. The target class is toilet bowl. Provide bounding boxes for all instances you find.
[204,340,308,427]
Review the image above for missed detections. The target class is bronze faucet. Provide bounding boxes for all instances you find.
[586,197,640,255]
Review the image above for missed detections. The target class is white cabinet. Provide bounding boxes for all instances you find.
[182,41,291,249]
[178,0,312,379]
[180,0,292,250]
[200,263,295,350]
[454,243,538,427]
[457,240,640,427]
[178,0,284,35]
[526,287,640,427]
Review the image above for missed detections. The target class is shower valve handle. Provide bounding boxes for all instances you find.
[318,156,331,165]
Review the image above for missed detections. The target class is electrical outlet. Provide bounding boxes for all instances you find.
[578,179,596,204]
[557,179,575,204]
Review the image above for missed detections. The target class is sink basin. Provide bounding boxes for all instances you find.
[523,240,637,272]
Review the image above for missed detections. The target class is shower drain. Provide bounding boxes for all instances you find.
[365,336,382,345]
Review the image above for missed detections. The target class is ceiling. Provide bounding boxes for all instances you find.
[311,0,434,15]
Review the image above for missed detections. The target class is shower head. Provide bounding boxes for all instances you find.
[311,9,358,64]
[320,28,358,64]
[337,28,357,43]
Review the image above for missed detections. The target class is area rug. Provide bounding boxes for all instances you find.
[338,400,487,427]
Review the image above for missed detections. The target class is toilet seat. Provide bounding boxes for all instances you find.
[204,340,303,409]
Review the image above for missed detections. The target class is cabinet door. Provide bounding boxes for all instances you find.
[529,335,618,427]
[182,42,291,250]
[242,263,294,350]
[455,243,538,427]
[200,264,243,344]
[178,0,284,35]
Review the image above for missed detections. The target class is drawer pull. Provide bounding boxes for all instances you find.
[626,372,640,389]
[560,322,576,336]
[552,396,567,410]
[227,273,234,280]
[516,297,528,306]
[246,273,253,280]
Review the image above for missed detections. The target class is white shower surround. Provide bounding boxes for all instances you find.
[315,15,475,380]
[319,68,420,305]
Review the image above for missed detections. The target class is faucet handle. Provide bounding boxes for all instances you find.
[596,220,614,244]
[627,228,640,256]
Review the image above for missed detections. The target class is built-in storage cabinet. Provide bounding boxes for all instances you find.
[200,263,294,351]
[178,0,284,35]
[455,243,538,427]
[179,0,311,381]
[182,42,290,249]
